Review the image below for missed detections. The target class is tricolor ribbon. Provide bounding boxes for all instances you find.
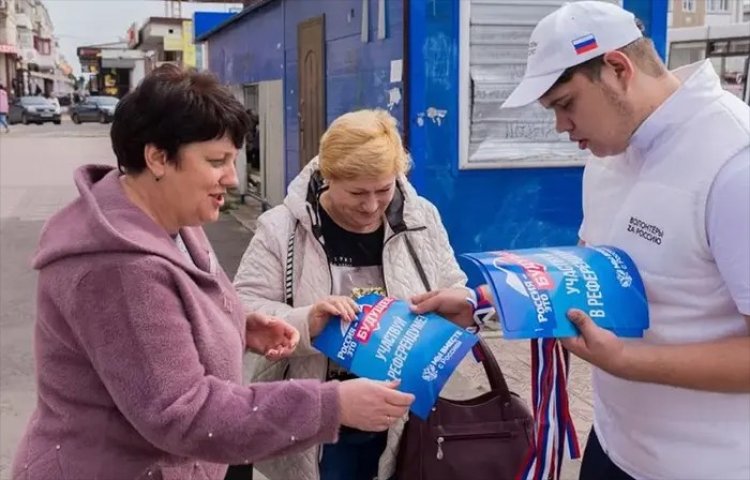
[517,339,581,480]
[467,286,496,361]
[465,285,580,478]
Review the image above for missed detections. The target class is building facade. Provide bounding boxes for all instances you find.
[199,0,404,210]
[0,0,74,97]
[75,14,211,99]
[0,0,19,91]
[669,0,745,28]
[200,0,666,255]
[77,41,149,98]
[131,17,197,70]
[668,0,750,102]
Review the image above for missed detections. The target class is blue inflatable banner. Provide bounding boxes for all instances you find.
[313,294,479,419]
[460,246,649,339]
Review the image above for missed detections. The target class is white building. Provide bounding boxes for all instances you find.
[0,0,19,91]
[668,1,750,103]
[0,0,73,96]
[669,0,746,27]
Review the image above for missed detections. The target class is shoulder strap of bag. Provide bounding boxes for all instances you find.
[404,235,432,292]
[404,236,514,404]
[284,221,298,307]
[474,337,512,404]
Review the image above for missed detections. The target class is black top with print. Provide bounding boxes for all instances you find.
[319,205,385,268]
[319,206,386,383]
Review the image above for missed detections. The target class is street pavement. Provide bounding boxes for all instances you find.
[0,119,591,479]
[0,119,119,479]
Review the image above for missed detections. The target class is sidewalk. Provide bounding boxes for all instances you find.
[224,193,265,232]
[211,199,592,480]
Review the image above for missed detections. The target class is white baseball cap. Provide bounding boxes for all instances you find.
[501,1,643,109]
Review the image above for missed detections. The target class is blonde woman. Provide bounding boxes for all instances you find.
[234,109,470,480]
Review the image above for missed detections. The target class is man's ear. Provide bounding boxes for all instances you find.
[143,144,168,178]
[602,50,635,88]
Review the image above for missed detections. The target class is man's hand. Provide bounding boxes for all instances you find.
[560,309,629,377]
[245,312,300,360]
[308,296,361,337]
[410,287,474,328]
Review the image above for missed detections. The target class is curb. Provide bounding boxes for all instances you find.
[226,207,256,233]
[223,194,264,234]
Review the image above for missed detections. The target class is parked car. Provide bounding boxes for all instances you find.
[47,96,61,115]
[8,96,62,125]
[69,96,119,124]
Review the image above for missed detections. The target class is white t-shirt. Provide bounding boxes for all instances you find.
[578,60,750,479]
[706,148,750,315]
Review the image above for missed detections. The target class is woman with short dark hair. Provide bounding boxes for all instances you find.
[11,65,413,480]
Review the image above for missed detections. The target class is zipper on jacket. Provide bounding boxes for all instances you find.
[382,226,427,295]
[301,203,337,480]
[314,236,334,295]
[303,203,335,295]
[383,226,427,246]
[310,229,332,480]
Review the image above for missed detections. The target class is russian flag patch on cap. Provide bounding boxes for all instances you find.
[572,34,598,55]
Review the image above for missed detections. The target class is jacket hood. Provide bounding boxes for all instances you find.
[283,157,428,237]
[33,165,214,275]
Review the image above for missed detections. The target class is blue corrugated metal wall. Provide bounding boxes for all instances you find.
[408,0,584,258]
[282,0,404,185]
[206,1,285,85]
[204,0,666,260]
[206,0,404,186]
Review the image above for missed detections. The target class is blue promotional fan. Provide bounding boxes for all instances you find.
[313,294,479,419]
[460,246,649,339]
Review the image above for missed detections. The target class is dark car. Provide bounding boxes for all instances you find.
[8,96,61,125]
[70,96,119,124]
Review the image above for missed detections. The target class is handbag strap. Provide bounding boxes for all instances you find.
[474,337,513,405]
[404,235,431,292]
[284,221,298,307]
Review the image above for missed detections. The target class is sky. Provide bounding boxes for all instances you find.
[44,0,242,75]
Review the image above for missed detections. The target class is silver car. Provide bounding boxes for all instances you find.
[70,96,119,124]
[8,96,62,125]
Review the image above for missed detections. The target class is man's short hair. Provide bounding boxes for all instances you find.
[111,64,250,174]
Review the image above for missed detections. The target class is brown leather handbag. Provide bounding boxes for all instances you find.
[395,337,534,480]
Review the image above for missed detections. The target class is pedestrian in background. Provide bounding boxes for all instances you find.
[12,65,413,480]
[0,84,10,133]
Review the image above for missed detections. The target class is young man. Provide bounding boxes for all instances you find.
[412,2,750,479]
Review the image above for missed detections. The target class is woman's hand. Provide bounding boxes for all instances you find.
[338,378,414,431]
[245,312,300,360]
[308,296,361,337]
